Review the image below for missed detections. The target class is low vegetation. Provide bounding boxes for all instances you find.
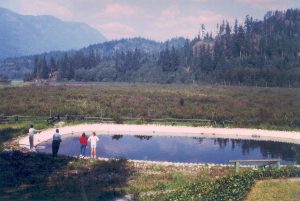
[0,150,235,201]
[1,150,300,201]
[137,166,300,201]
[0,84,300,130]
[0,151,134,201]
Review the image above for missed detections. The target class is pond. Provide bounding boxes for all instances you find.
[37,134,300,165]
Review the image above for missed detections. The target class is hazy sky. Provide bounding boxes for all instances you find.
[0,0,299,41]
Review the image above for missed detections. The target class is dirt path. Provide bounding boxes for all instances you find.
[19,123,300,148]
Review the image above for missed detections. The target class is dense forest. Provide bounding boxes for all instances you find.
[22,9,300,86]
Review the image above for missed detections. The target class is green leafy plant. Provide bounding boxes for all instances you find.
[140,166,300,201]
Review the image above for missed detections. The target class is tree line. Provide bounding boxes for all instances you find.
[26,9,300,87]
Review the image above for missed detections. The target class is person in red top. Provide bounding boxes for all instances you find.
[80,132,88,157]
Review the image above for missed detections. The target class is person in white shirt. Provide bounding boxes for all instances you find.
[52,129,62,157]
[28,125,41,150]
[88,132,99,159]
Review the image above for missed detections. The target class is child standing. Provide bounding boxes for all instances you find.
[88,132,99,159]
[79,132,88,157]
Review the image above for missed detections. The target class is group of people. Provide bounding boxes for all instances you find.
[28,125,100,158]
[79,132,99,158]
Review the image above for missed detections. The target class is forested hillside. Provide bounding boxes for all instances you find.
[17,37,186,82]
[5,9,300,87]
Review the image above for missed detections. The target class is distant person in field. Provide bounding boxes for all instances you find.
[88,132,99,159]
[52,129,62,157]
[28,125,41,151]
[79,132,88,157]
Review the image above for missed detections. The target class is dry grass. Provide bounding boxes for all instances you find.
[0,83,300,129]
[246,179,300,201]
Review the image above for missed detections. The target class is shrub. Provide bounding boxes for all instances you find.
[140,166,300,201]
[179,98,184,106]
[112,113,123,124]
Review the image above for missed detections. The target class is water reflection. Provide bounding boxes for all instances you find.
[193,137,300,163]
[112,135,123,140]
[134,135,152,140]
[112,135,152,141]
[38,135,300,164]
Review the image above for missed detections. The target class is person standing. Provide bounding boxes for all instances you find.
[88,132,99,159]
[79,132,88,157]
[28,125,41,151]
[52,129,62,157]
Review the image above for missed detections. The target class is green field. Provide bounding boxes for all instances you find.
[0,83,300,130]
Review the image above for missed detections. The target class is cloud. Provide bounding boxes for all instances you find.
[192,0,209,2]
[154,6,181,29]
[151,7,227,40]
[182,10,228,25]
[235,0,297,10]
[4,0,295,41]
[161,5,181,19]
[18,0,74,20]
[101,3,138,17]
[96,22,136,39]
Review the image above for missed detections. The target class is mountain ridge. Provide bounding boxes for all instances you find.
[0,7,106,59]
[0,37,187,79]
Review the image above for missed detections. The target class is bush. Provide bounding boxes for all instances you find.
[207,173,255,201]
[112,113,123,124]
[140,166,300,201]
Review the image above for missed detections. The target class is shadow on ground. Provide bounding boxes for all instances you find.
[0,151,135,201]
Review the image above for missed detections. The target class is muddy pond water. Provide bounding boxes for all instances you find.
[37,134,300,165]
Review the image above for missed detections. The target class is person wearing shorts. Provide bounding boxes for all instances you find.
[88,132,99,159]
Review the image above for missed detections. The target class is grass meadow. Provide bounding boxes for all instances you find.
[0,83,300,130]
[246,179,300,201]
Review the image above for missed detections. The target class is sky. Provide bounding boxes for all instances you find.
[0,0,299,41]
